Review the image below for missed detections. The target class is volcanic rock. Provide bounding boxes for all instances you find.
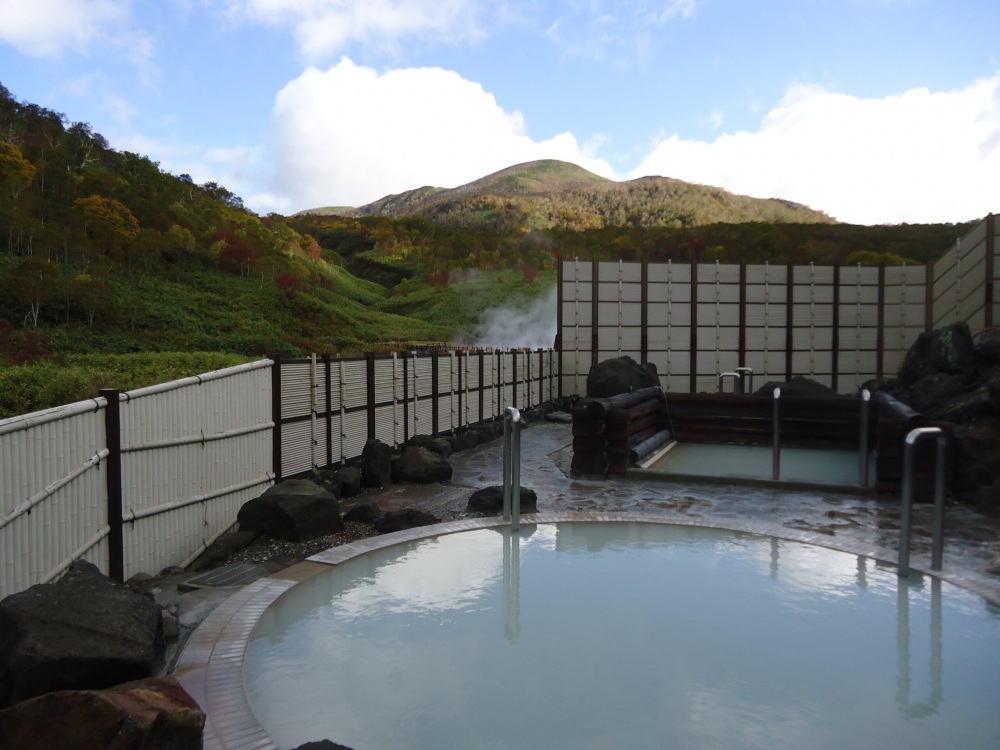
[0,561,164,707]
[374,508,440,534]
[0,676,204,750]
[237,479,343,542]
[586,356,659,398]
[467,486,539,515]
[391,446,453,483]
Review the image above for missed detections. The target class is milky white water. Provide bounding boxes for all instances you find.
[245,523,1000,750]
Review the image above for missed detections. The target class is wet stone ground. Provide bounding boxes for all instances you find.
[443,422,1000,584]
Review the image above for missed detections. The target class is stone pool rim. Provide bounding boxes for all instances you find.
[175,511,1000,750]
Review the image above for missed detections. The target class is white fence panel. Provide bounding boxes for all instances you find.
[1,401,111,598]
[119,361,273,577]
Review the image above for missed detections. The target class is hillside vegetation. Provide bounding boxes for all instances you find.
[0,82,976,416]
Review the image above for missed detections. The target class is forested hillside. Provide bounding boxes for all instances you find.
[0,82,977,416]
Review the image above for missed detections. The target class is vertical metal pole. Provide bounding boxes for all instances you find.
[512,418,521,532]
[503,407,522,531]
[899,437,916,577]
[736,366,753,395]
[503,411,512,521]
[899,426,947,576]
[931,438,947,570]
[859,389,871,487]
[772,387,781,480]
[100,388,124,583]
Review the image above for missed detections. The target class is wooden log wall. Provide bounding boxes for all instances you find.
[571,387,669,477]
[662,393,862,449]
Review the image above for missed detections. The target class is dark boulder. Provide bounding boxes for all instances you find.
[391,446,453,484]
[0,676,204,750]
[405,434,434,449]
[587,356,659,398]
[950,419,1000,497]
[237,479,342,542]
[967,478,1000,517]
[467,486,539,515]
[429,437,454,458]
[546,410,574,424]
[306,467,342,498]
[334,466,362,498]
[753,375,843,398]
[0,561,164,707]
[897,322,977,384]
[905,373,969,416]
[187,529,260,572]
[974,329,1000,364]
[925,376,999,423]
[450,429,483,452]
[361,439,393,488]
[374,508,440,534]
[343,500,381,525]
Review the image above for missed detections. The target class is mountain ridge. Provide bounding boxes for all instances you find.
[300,159,835,231]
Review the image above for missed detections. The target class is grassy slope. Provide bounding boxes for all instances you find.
[375,269,555,341]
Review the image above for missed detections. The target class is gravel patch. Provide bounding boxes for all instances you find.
[225,522,380,565]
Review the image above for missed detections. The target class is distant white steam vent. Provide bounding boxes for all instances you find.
[474,287,557,350]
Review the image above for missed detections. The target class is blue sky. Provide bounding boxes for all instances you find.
[1,0,998,224]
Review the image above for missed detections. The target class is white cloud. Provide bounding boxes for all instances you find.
[231,0,484,60]
[269,58,617,211]
[629,76,1000,225]
[0,0,131,56]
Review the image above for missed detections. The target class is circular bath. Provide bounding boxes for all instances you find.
[244,522,1000,750]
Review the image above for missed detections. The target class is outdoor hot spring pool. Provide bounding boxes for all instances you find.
[244,522,1000,750]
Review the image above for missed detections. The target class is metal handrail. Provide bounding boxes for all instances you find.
[772,387,781,480]
[503,407,522,531]
[735,367,754,394]
[859,389,871,487]
[718,372,741,393]
[898,427,947,577]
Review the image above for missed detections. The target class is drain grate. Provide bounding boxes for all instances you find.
[182,561,274,589]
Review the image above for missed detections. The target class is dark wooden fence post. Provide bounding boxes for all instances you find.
[986,213,995,328]
[323,354,333,467]
[478,350,485,423]
[689,256,698,392]
[457,351,464,432]
[832,263,841,393]
[403,353,410,442]
[100,388,124,583]
[877,265,886,380]
[591,259,599,377]
[785,264,795,381]
[431,351,440,435]
[557,260,564,399]
[366,352,376,441]
[271,354,282,482]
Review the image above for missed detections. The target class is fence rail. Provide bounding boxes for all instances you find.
[1,349,555,598]
[273,349,557,479]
